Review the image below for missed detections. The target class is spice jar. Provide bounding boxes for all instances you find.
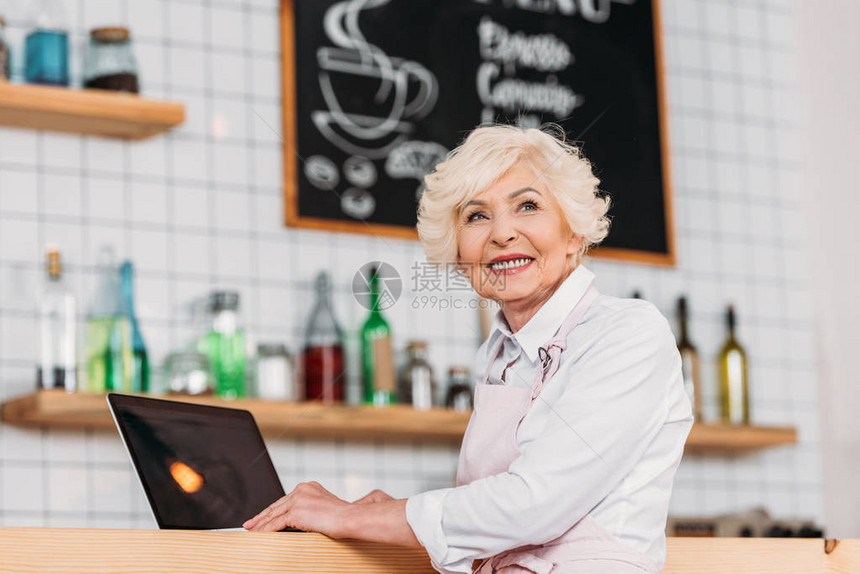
[0,16,10,81]
[83,26,139,93]
[162,350,214,395]
[445,366,473,412]
[398,341,435,410]
[256,343,296,401]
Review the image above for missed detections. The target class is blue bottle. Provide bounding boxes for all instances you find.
[24,0,69,86]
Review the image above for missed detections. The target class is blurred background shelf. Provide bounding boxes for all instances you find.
[0,390,470,443]
[0,82,185,140]
[1,391,798,451]
[683,422,798,455]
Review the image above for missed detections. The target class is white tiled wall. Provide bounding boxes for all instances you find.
[0,0,821,530]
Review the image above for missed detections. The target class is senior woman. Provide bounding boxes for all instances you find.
[245,125,693,573]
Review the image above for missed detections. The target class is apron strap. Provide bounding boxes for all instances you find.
[530,285,599,400]
[482,334,507,385]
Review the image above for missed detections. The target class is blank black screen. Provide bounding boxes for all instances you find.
[108,394,285,529]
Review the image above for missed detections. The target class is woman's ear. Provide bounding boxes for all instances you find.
[567,234,585,256]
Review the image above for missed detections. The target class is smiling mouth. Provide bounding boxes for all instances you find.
[487,257,534,272]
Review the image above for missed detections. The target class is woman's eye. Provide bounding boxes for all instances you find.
[466,211,487,223]
[520,200,538,211]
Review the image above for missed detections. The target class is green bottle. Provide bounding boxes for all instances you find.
[199,291,246,400]
[361,266,395,406]
[120,261,149,392]
[86,247,132,393]
[718,305,750,425]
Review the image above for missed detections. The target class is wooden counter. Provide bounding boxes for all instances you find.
[0,529,434,573]
[0,528,858,573]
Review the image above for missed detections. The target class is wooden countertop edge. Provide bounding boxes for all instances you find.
[1,529,859,573]
[0,528,435,573]
[664,537,860,573]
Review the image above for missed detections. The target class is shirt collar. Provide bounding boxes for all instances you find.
[488,265,595,362]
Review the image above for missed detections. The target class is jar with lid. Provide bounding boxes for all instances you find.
[24,0,69,86]
[445,366,473,412]
[397,341,435,410]
[0,16,10,81]
[83,26,139,93]
[256,343,296,401]
[162,350,214,395]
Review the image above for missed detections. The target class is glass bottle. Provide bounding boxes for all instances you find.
[676,297,702,421]
[302,272,345,403]
[86,247,132,393]
[718,305,750,425]
[24,0,69,86]
[120,261,149,392]
[445,366,473,412]
[0,16,11,81]
[37,248,76,392]
[398,341,435,410]
[83,26,139,93]
[199,291,246,400]
[361,266,395,406]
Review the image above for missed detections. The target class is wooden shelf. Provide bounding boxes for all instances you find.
[0,81,184,140]
[1,391,798,451]
[684,421,798,455]
[0,390,470,443]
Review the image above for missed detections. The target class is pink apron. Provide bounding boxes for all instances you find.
[456,286,660,574]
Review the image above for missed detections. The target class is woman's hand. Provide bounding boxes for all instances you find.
[244,483,420,547]
[243,481,351,536]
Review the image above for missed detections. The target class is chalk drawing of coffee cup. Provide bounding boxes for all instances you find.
[313,0,439,160]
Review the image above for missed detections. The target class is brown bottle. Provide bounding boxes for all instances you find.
[301,272,345,403]
[676,297,702,421]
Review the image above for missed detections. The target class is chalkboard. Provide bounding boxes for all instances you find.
[281,0,676,265]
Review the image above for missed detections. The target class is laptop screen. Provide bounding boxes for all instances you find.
[107,393,286,529]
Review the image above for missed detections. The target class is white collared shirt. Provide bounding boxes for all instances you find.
[405,265,693,573]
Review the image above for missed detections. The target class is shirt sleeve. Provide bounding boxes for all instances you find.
[405,304,682,571]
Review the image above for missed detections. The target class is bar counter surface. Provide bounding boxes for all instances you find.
[1,528,859,573]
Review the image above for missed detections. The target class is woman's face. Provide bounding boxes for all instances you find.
[456,164,583,309]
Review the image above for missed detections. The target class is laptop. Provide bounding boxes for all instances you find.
[107,392,299,531]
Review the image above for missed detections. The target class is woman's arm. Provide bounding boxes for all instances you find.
[243,482,421,547]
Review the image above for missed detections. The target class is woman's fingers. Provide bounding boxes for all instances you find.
[244,494,291,530]
[244,482,331,531]
[243,505,271,529]
[250,497,295,532]
[244,481,355,534]
[252,509,291,532]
